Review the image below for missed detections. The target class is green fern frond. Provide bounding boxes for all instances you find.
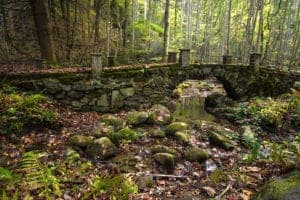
[19,151,61,199]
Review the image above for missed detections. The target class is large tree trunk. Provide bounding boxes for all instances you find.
[31,0,57,64]
[162,0,170,62]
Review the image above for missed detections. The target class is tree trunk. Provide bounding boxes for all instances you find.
[31,0,57,64]
[123,0,129,47]
[162,0,170,62]
[225,0,232,55]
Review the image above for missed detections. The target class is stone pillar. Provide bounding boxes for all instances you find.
[107,56,115,67]
[249,53,262,67]
[91,53,102,77]
[222,55,233,65]
[179,49,190,67]
[168,52,177,63]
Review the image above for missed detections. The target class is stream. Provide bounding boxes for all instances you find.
[172,77,226,123]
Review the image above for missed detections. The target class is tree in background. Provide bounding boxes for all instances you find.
[31,0,56,64]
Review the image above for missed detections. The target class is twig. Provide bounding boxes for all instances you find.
[214,183,232,200]
[127,172,187,180]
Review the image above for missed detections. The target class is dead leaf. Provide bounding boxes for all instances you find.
[202,186,216,197]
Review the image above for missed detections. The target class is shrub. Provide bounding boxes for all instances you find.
[0,92,58,134]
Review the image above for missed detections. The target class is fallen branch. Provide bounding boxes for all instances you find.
[214,183,232,200]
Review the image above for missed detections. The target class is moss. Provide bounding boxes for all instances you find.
[184,147,209,162]
[149,129,166,138]
[151,145,177,156]
[108,127,142,144]
[0,92,58,135]
[126,111,149,125]
[69,135,94,148]
[165,122,188,136]
[153,153,175,170]
[209,131,235,150]
[100,114,124,131]
[174,131,190,144]
[254,172,300,200]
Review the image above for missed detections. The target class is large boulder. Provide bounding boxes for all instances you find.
[153,153,175,170]
[148,104,171,125]
[184,147,209,163]
[254,171,300,200]
[86,137,118,160]
[209,132,235,150]
[165,122,188,136]
[126,111,149,125]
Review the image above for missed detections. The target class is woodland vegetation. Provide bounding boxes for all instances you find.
[0,0,299,66]
[0,0,300,200]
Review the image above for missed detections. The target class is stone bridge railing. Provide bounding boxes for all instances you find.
[1,64,299,112]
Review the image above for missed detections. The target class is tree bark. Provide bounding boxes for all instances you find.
[162,0,170,62]
[31,0,57,64]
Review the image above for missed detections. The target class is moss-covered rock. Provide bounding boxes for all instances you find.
[184,147,209,162]
[153,153,175,170]
[136,175,154,190]
[149,129,166,138]
[108,127,142,144]
[174,131,190,144]
[126,111,149,125]
[209,131,235,150]
[69,135,94,148]
[254,171,300,200]
[294,82,300,91]
[100,114,124,131]
[86,137,118,160]
[148,104,171,125]
[165,122,188,136]
[151,145,177,156]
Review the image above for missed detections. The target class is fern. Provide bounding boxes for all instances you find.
[20,151,61,199]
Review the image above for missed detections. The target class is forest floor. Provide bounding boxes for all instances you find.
[0,77,299,200]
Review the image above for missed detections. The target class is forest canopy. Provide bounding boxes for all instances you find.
[0,0,299,66]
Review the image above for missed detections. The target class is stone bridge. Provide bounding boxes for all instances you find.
[1,64,299,112]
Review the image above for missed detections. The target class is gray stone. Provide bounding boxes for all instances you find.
[209,131,235,150]
[136,175,154,190]
[97,94,109,107]
[44,79,62,94]
[69,135,94,147]
[126,111,149,125]
[174,131,190,144]
[68,91,83,99]
[71,101,84,108]
[149,129,166,138]
[165,122,188,136]
[294,82,300,91]
[111,90,124,108]
[153,153,175,170]
[86,137,118,160]
[120,88,135,97]
[184,147,209,163]
[151,145,177,155]
[148,104,171,125]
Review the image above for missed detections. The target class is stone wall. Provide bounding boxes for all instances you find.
[1,64,299,112]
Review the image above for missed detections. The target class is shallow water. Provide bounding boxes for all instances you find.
[172,78,226,123]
